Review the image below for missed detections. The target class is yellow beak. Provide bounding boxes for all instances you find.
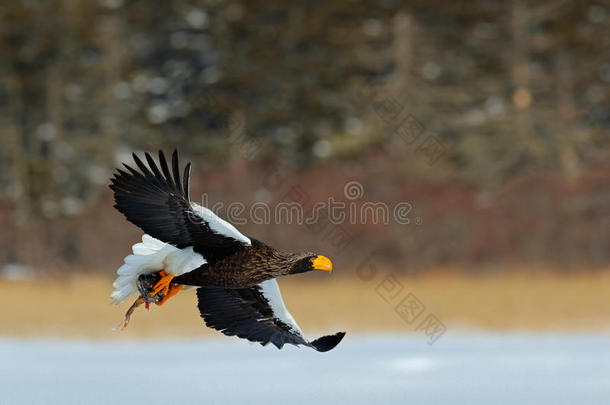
[312,255,333,272]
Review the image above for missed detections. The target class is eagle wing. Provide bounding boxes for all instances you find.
[109,150,251,264]
[196,279,345,352]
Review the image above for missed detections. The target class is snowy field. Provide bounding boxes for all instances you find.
[1,333,609,405]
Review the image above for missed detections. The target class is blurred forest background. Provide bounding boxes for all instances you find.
[1,0,610,276]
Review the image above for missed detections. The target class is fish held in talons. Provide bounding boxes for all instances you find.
[137,272,166,303]
[113,272,170,330]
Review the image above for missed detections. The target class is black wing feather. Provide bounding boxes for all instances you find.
[157,150,174,188]
[171,150,183,196]
[109,149,247,263]
[145,152,164,181]
[196,286,345,352]
[183,163,191,200]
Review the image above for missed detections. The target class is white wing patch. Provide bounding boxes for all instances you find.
[259,279,303,335]
[190,203,251,246]
[110,234,206,304]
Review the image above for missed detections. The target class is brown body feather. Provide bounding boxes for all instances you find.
[173,242,313,289]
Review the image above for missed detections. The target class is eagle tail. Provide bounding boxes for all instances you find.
[110,234,205,304]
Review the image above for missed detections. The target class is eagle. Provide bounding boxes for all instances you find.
[109,150,345,352]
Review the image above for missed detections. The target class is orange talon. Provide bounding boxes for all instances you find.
[151,271,175,297]
[157,284,182,306]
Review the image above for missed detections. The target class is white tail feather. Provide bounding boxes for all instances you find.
[110,235,206,304]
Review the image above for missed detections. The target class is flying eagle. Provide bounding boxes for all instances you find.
[109,150,345,352]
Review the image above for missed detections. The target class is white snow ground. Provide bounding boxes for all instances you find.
[1,334,609,405]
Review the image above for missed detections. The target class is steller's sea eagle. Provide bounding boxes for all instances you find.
[109,150,345,352]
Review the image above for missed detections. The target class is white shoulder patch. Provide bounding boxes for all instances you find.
[259,279,303,335]
[190,202,251,246]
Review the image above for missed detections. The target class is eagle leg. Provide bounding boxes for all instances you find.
[157,284,182,306]
[151,271,175,297]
